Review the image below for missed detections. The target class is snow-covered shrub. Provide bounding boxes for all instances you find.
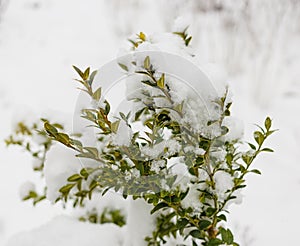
[6,29,275,246]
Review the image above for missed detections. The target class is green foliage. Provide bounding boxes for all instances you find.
[173,27,193,46]
[5,120,58,205]
[128,32,148,49]
[79,207,126,227]
[5,121,53,169]
[22,188,47,206]
[6,30,276,245]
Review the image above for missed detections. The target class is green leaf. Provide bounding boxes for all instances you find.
[266,129,277,137]
[119,112,127,121]
[157,73,165,89]
[75,190,88,197]
[33,195,46,206]
[92,87,102,101]
[52,123,64,129]
[217,214,227,222]
[150,202,168,214]
[144,56,150,70]
[56,133,70,145]
[80,168,92,178]
[190,230,203,239]
[118,63,129,72]
[235,184,247,189]
[111,120,120,133]
[206,207,217,217]
[59,183,75,194]
[139,32,146,41]
[254,124,265,134]
[67,174,82,182]
[250,169,261,175]
[179,188,189,200]
[141,79,155,87]
[81,109,96,122]
[177,218,189,229]
[44,122,58,136]
[73,65,84,79]
[104,100,110,114]
[83,67,90,80]
[102,187,110,196]
[242,155,251,165]
[134,107,145,121]
[207,120,218,126]
[261,148,274,152]
[220,228,234,244]
[185,36,192,46]
[89,180,98,190]
[198,220,211,230]
[70,139,83,149]
[207,238,223,246]
[174,101,184,114]
[88,70,97,85]
[248,142,256,150]
[265,117,272,131]
[254,131,264,145]
[28,191,37,198]
[221,126,229,135]
[83,147,99,158]
[77,152,94,159]
[77,179,82,191]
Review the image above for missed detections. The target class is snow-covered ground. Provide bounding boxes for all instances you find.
[0,0,300,245]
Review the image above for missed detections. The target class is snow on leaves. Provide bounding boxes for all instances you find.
[6,30,276,246]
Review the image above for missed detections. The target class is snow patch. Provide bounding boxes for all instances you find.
[6,215,124,246]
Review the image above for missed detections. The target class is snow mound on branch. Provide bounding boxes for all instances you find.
[112,120,133,147]
[214,171,234,201]
[123,198,156,246]
[172,16,192,33]
[44,145,81,202]
[19,181,35,200]
[73,191,129,221]
[222,116,244,141]
[6,215,124,246]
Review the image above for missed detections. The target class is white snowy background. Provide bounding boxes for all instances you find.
[0,0,300,245]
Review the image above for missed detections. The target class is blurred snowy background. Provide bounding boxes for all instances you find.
[0,0,300,245]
